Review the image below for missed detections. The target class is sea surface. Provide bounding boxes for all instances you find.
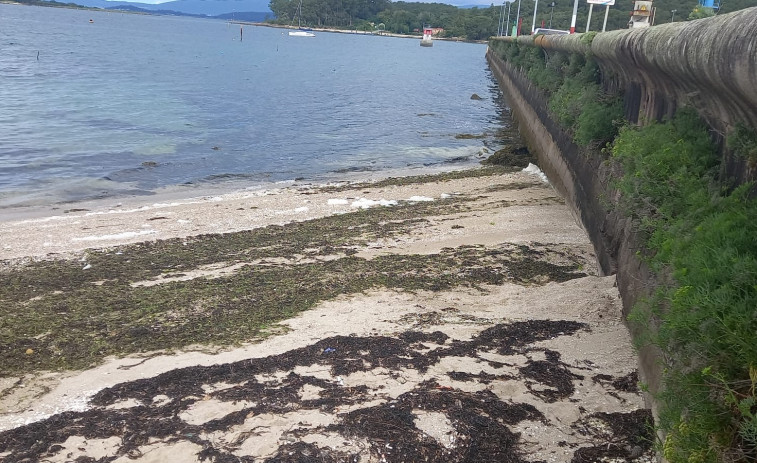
[0,3,517,212]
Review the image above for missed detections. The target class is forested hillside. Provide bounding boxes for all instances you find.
[267,0,756,39]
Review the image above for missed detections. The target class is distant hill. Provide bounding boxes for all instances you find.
[102,3,202,16]
[215,11,272,21]
[99,3,272,21]
[69,0,273,16]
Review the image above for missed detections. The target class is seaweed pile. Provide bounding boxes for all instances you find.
[0,319,652,462]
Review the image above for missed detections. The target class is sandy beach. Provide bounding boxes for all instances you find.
[0,166,653,462]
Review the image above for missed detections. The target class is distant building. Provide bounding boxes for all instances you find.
[628,0,655,28]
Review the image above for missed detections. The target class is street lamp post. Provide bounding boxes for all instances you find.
[548,1,556,28]
[498,1,505,35]
[586,2,594,31]
[515,0,522,36]
[531,0,539,33]
[670,9,677,21]
[505,1,512,35]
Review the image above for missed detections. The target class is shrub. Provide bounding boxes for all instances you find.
[616,110,757,462]
[574,96,623,146]
[548,79,592,129]
[729,123,757,167]
[563,52,586,78]
[611,109,717,232]
[581,30,597,45]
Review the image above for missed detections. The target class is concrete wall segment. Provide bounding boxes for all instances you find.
[501,9,757,184]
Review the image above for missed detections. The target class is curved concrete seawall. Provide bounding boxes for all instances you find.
[497,7,757,183]
[486,8,757,408]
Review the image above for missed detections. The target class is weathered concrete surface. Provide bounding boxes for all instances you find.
[591,9,757,132]
[501,8,757,131]
[486,49,663,413]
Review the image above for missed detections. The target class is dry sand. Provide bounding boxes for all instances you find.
[0,167,653,462]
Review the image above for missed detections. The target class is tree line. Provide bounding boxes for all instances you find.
[267,0,756,39]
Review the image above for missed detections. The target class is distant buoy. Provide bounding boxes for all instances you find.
[89,19,94,23]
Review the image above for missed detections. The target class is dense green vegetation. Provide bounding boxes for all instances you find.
[267,0,757,39]
[616,112,757,463]
[491,38,757,462]
[490,36,624,146]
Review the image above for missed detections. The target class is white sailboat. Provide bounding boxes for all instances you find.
[289,0,315,37]
[289,29,315,37]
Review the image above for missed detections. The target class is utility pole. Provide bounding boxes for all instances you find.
[531,0,539,33]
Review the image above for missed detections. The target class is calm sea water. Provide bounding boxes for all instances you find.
[0,3,516,211]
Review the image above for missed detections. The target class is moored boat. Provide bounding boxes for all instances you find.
[289,29,315,37]
[289,0,315,37]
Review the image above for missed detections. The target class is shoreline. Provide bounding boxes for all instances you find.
[248,21,489,44]
[0,165,653,462]
[0,163,492,260]
[0,161,485,225]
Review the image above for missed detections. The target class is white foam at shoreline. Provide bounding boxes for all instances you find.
[327,199,349,205]
[351,198,398,209]
[523,163,549,183]
[71,230,157,242]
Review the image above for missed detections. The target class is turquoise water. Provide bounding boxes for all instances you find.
[0,3,515,209]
